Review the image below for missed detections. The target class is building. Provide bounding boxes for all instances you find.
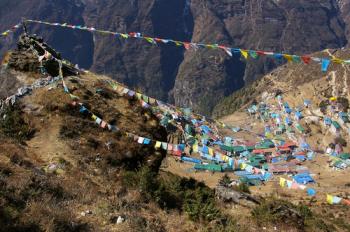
[304,99,311,108]
[338,112,350,125]
[284,117,292,126]
[331,121,341,135]
[323,117,332,127]
[294,111,303,121]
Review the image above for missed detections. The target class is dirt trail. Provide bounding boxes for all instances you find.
[27,116,74,166]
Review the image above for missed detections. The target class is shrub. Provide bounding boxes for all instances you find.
[121,169,222,223]
[334,137,347,147]
[219,174,232,187]
[337,97,349,111]
[233,183,250,194]
[252,197,333,231]
[0,104,35,142]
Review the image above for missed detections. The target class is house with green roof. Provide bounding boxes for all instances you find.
[331,121,341,135]
[295,123,305,134]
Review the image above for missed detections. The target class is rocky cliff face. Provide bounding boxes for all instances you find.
[0,0,349,114]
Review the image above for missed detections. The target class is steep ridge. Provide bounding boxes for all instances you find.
[0,0,349,115]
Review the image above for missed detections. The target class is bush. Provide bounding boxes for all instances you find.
[334,137,347,147]
[121,169,222,223]
[233,183,250,194]
[183,187,221,222]
[337,97,349,111]
[0,104,35,142]
[252,197,333,231]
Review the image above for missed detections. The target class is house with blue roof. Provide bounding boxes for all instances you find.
[304,99,311,108]
[294,111,303,121]
[338,112,350,125]
[247,105,258,115]
[285,107,292,114]
[284,117,292,126]
[323,117,332,127]
[293,173,315,184]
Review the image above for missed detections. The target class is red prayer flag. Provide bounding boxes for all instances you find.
[301,56,311,64]
[183,42,191,50]
[257,51,266,56]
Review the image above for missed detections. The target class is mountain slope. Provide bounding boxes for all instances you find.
[0,0,350,115]
[213,48,350,118]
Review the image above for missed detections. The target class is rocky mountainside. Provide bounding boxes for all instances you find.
[1,0,350,115]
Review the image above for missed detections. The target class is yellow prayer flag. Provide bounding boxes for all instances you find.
[155,141,162,149]
[279,177,286,187]
[223,155,229,162]
[240,50,249,59]
[136,93,142,99]
[120,34,129,39]
[240,163,247,170]
[91,114,97,120]
[326,194,333,204]
[283,54,293,62]
[332,58,344,64]
[149,97,156,105]
[208,148,214,156]
[193,144,199,153]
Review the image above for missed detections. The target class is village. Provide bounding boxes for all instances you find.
[153,87,350,205]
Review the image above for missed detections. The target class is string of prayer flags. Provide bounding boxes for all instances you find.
[0,23,22,38]
[25,19,350,72]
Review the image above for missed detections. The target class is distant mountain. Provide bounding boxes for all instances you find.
[0,0,349,114]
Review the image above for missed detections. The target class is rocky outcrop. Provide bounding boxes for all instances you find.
[0,0,349,115]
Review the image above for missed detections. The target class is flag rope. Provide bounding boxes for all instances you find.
[24,19,350,72]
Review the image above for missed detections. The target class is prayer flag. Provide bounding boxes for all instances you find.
[292,55,301,63]
[101,121,107,128]
[144,37,156,44]
[79,106,87,113]
[95,117,102,125]
[183,42,191,50]
[283,54,293,62]
[137,137,144,144]
[307,188,316,196]
[249,50,259,59]
[143,138,151,145]
[301,56,311,64]
[220,47,232,56]
[120,34,129,39]
[332,58,343,64]
[208,148,214,156]
[161,142,168,150]
[192,144,199,153]
[240,49,249,59]
[279,177,286,187]
[332,196,342,204]
[155,141,162,148]
[174,41,183,46]
[321,59,331,72]
[327,194,333,204]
